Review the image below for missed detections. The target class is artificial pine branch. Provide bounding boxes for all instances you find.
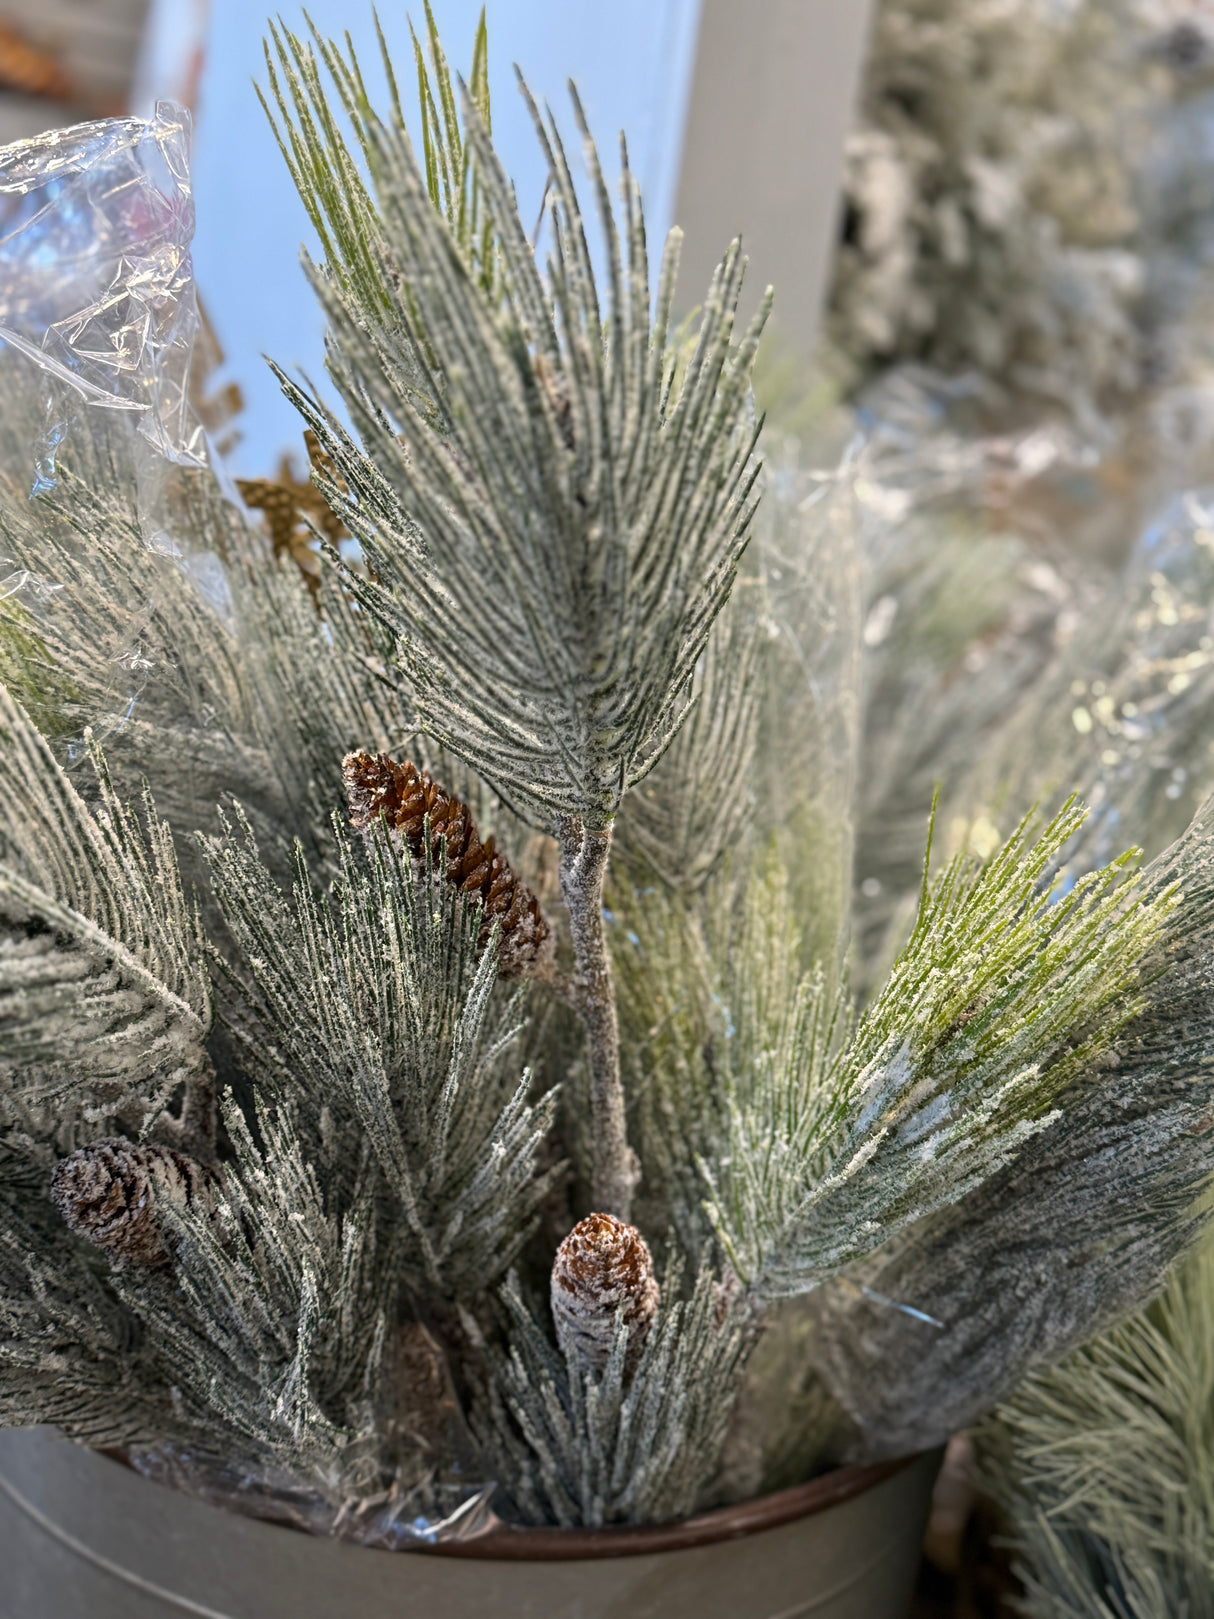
[704,798,1173,1298]
[981,1226,1214,1616]
[486,1251,750,1527]
[262,17,773,1215]
[0,380,414,901]
[202,809,559,1299]
[114,1089,398,1498]
[613,847,824,1265]
[0,1202,180,1448]
[2,6,1214,1544]
[803,792,1214,1461]
[612,586,765,897]
[0,682,214,1150]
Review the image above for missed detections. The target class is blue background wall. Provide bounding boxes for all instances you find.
[185,1,700,475]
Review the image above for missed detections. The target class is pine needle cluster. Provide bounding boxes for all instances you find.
[981,1227,1214,1617]
[0,5,1211,1544]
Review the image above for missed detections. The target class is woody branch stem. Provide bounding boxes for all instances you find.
[556,815,635,1220]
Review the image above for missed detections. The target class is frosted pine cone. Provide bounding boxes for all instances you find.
[343,750,552,979]
[551,1213,660,1372]
[50,1139,214,1266]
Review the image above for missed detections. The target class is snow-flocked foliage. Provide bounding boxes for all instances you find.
[0,5,1212,1543]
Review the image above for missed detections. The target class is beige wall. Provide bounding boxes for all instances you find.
[672,0,874,358]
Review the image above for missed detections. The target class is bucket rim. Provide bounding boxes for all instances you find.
[422,1453,921,1562]
[85,1436,929,1567]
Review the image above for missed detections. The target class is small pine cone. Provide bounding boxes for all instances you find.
[342,750,552,979]
[551,1213,660,1373]
[50,1139,214,1266]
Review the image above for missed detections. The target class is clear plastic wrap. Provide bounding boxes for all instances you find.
[126,1445,503,1548]
[753,433,865,976]
[0,102,204,467]
[824,366,1117,987]
[848,367,1214,895]
[965,482,1214,879]
[0,104,253,779]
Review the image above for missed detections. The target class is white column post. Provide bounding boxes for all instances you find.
[672,0,875,358]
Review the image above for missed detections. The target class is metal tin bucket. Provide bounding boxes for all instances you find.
[0,1427,940,1619]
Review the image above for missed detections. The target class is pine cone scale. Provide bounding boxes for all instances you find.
[343,751,552,979]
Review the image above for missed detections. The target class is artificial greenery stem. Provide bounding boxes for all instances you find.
[556,815,635,1219]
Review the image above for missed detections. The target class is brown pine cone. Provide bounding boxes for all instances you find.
[551,1212,660,1373]
[50,1139,215,1266]
[343,751,552,979]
